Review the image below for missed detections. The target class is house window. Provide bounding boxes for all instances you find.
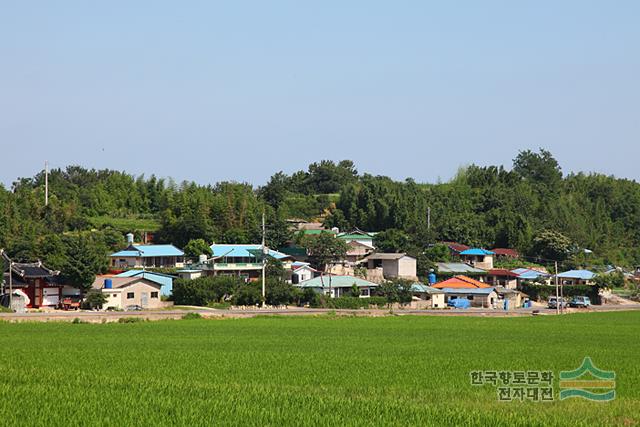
[112,294,117,298]
[151,292,159,299]
[360,288,369,297]
[127,292,135,299]
[467,296,474,300]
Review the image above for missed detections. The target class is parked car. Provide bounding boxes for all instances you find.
[569,296,591,308]
[124,305,143,311]
[547,297,567,309]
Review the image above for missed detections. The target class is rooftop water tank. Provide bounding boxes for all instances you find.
[198,254,208,264]
[126,233,134,244]
[104,278,113,289]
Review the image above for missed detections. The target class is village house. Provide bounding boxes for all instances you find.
[92,276,166,310]
[511,268,551,286]
[294,275,378,298]
[345,240,375,264]
[409,283,446,309]
[491,248,520,259]
[337,229,377,247]
[364,253,418,282]
[435,262,487,279]
[460,248,495,269]
[485,269,519,289]
[557,269,596,286]
[291,262,317,284]
[209,244,294,281]
[432,275,497,308]
[442,242,471,257]
[110,244,185,269]
[114,270,175,297]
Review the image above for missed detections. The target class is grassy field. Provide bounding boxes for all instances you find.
[0,312,638,426]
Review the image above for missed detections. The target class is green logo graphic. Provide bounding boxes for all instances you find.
[559,357,616,401]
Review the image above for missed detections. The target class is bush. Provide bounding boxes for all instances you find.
[182,312,202,320]
[173,276,241,306]
[82,290,108,310]
[232,282,263,306]
[117,317,145,323]
[319,296,388,309]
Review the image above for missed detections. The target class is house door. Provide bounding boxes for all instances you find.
[141,292,148,308]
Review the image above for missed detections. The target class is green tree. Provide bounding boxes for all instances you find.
[532,230,572,261]
[183,239,213,261]
[61,235,108,298]
[301,233,348,272]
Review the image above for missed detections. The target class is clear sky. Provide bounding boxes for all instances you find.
[1,1,639,187]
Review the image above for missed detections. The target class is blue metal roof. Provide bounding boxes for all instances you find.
[512,268,549,280]
[460,248,495,256]
[111,244,184,258]
[557,269,596,280]
[114,270,175,296]
[210,244,291,260]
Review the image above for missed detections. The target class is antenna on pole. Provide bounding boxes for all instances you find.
[554,261,559,315]
[45,160,49,206]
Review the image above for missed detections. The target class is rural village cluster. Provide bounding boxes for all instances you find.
[1,219,623,313]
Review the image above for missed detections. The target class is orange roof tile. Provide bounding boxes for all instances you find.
[432,275,491,289]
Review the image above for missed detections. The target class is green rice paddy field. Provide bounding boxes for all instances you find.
[0,312,638,426]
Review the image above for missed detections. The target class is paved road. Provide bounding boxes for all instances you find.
[1,304,638,322]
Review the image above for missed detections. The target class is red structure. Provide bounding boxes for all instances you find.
[2,261,65,308]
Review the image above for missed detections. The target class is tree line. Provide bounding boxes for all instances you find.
[2,150,640,289]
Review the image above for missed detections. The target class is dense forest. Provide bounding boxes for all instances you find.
[1,150,640,280]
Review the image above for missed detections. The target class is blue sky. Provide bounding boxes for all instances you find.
[1,1,639,187]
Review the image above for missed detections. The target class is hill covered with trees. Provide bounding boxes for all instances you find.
[1,150,640,275]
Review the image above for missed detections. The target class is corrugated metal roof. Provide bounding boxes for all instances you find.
[211,244,291,260]
[411,283,444,294]
[436,262,487,274]
[111,244,184,258]
[557,269,596,280]
[512,268,549,279]
[460,248,495,256]
[366,253,411,261]
[294,275,378,289]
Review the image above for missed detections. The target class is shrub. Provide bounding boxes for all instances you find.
[173,276,241,306]
[117,317,145,323]
[82,290,108,310]
[232,282,263,306]
[182,312,202,320]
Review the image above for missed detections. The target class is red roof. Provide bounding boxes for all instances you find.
[491,248,520,257]
[487,269,519,278]
[443,242,471,253]
[432,275,491,289]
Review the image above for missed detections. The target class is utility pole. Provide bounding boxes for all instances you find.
[554,261,559,315]
[261,211,266,308]
[45,160,49,206]
[1,250,12,311]
[427,206,431,230]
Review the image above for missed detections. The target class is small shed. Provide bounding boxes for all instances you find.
[410,283,446,309]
